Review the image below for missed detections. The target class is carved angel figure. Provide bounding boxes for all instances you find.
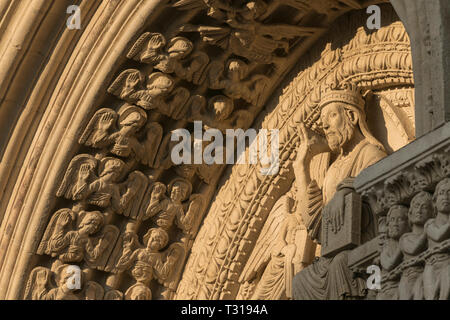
[423,178,450,300]
[206,59,268,106]
[142,178,204,238]
[239,188,314,299]
[37,208,119,270]
[188,95,253,131]
[108,70,191,119]
[79,104,163,168]
[115,228,186,299]
[178,0,321,64]
[24,265,80,300]
[127,33,209,85]
[57,154,148,217]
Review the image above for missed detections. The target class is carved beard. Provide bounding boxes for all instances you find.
[325,114,355,153]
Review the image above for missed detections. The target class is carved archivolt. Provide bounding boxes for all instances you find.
[176,6,413,300]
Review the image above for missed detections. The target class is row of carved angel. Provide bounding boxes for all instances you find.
[124,31,270,107]
[24,263,171,300]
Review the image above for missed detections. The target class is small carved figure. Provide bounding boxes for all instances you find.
[104,289,124,300]
[398,191,433,300]
[240,189,313,299]
[79,104,163,167]
[206,59,269,106]
[37,209,119,270]
[179,1,321,64]
[189,95,253,131]
[24,265,81,300]
[127,33,209,85]
[142,179,204,237]
[115,228,185,299]
[423,178,450,300]
[57,154,148,217]
[378,205,410,300]
[125,283,152,300]
[83,281,105,300]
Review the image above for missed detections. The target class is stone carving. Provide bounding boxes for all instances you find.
[398,192,433,300]
[423,178,450,300]
[37,208,119,270]
[206,59,269,106]
[114,228,186,299]
[108,70,190,120]
[127,33,210,85]
[239,189,312,299]
[377,205,410,300]
[292,84,387,300]
[177,1,321,64]
[188,95,253,131]
[24,265,81,300]
[79,104,163,168]
[142,178,205,239]
[57,154,148,217]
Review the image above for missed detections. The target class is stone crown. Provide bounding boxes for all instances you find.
[318,87,365,111]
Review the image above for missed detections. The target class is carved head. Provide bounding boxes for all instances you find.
[209,95,234,121]
[146,72,174,94]
[99,157,125,181]
[227,59,248,81]
[408,191,434,227]
[386,205,410,240]
[55,265,82,293]
[118,105,147,132]
[168,178,192,203]
[143,228,169,251]
[78,211,103,235]
[318,85,384,153]
[433,178,450,214]
[242,0,267,20]
[167,37,193,59]
[125,283,152,300]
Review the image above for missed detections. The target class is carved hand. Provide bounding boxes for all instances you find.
[98,112,115,132]
[294,122,328,169]
[78,164,91,181]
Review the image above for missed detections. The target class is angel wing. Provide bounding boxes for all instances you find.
[180,193,205,237]
[159,242,187,291]
[166,87,191,120]
[258,24,323,39]
[204,60,225,89]
[105,231,140,273]
[127,32,166,63]
[24,267,52,300]
[85,224,120,271]
[132,121,163,168]
[180,24,231,49]
[172,0,209,11]
[37,208,77,256]
[79,108,117,148]
[183,52,210,85]
[107,69,143,100]
[56,154,98,200]
[244,74,269,107]
[239,194,290,283]
[119,170,149,219]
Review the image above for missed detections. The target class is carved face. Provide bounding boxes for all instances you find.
[130,286,151,300]
[146,230,167,251]
[387,206,409,239]
[320,103,355,153]
[434,180,450,214]
[409,192,433,225]
[101,160,122,181]
[170,182,188,202]
[120,112,143,131]
[167,39,192,59]
[211,97,233,121]
[79,214,102,235]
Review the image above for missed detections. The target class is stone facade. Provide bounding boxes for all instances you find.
[0,0,448,300]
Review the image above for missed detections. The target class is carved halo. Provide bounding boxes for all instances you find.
[125,283,152,300]
[168,177,192,202]
[117,104,147,128]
